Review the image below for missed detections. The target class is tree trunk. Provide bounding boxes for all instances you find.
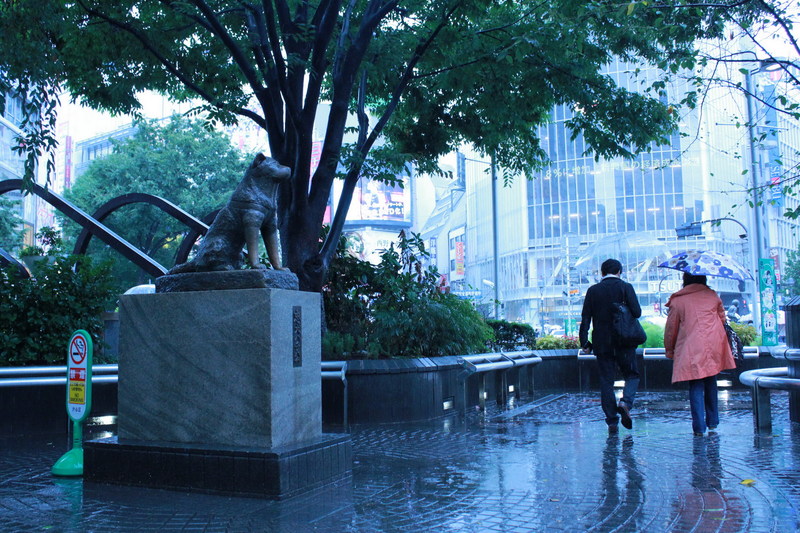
[282,210,326,292]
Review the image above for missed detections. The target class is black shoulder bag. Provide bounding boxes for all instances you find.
[724,322,745,363]
[611,286,647,348]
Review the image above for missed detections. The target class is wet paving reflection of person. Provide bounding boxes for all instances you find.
[595,434,645,530]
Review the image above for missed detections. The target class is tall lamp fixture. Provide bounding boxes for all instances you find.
[490,153,500,319]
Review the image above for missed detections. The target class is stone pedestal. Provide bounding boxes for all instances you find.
[85,287,351,498]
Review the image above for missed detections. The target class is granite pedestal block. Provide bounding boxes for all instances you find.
[84,433,352,499]
[86,286,351,498]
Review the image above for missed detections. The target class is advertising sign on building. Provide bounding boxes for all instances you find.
[356,177,409,221]
[455,241,465,276]
[760,258,779,346]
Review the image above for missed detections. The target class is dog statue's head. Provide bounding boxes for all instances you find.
[250,153,291,181]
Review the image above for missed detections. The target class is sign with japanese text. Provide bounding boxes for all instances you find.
[66,330,93,422]
[455,241,465,276]
[759,259,779,346]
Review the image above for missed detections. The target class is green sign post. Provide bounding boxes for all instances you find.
[759,258,779,347]
[52,330,93,477]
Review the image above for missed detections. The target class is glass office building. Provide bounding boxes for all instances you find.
[442,57,792,329]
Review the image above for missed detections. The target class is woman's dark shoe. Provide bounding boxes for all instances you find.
[617,401,633,430]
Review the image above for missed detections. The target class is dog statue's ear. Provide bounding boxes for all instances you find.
[251,153,267,167]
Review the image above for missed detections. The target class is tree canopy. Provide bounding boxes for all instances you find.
[62,116,246,293]
[0,0,770,291]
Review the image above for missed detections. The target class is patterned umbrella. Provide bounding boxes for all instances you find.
[658,250,753,281]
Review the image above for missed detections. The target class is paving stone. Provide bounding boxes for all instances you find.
[1,391,800,531]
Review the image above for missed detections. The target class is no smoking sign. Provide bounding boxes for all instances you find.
[70,334,88,365]
[66,330,93,423]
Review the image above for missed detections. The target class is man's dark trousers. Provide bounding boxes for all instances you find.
[595,346,640,425]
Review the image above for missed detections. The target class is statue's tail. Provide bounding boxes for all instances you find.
[167,259,197,275]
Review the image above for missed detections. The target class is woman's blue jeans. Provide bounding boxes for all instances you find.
[688,376,719,434]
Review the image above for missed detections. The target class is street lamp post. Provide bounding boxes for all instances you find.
[463,152,501,319]
[490,153,500,319]
[744,68,766,285]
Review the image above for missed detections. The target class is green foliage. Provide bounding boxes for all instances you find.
[19,226,64,258]
[322,230,493,359]
[536,335,580,350]
[784,246,800,298]
[0,254,116,366]
[730,322,758,346]
[0,196,25,253]
[60,116,245,294]
[641,321,665,348]
[486,319,536,351]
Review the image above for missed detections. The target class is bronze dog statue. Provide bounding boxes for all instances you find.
[169,153,291,273]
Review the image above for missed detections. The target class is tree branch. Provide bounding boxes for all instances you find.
[75,0,267,130]
[188,0,266,95]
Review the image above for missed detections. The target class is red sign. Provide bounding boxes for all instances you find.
[69,335,88,365]
[69,368,86,381]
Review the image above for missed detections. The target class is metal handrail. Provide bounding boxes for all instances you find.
[321,361,347,381]
[459,350,542,374]
[0,364,119,377]
[739,367,800,391]
[0,375,119,387]
[1,363,349,388]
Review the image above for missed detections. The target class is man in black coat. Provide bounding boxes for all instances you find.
[578,258,642,433]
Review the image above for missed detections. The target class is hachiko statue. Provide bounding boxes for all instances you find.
[169,154,291,273]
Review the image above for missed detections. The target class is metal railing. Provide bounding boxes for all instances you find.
[458,350,542,411]
[0,364,119,387]
[739,366,800,431]
[640,346,760,359]
[458,350,541,374]
[321,361,348,428]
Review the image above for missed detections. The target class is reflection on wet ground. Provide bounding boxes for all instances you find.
[2,391,799,532]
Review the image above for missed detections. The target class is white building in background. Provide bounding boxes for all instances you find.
[421,56,800,333]
[0,89,50,246]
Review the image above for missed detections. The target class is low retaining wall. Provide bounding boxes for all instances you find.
[2,348,788,435]
[0,381,117,436]
[328,348,787,425]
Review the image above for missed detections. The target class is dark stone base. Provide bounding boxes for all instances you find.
[155,269,299,293]
[84,433,351,499]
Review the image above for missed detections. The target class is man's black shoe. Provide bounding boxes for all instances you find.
[617,401,632,430]
[608,424,619,435]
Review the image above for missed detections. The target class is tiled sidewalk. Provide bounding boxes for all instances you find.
[1,390,799,532]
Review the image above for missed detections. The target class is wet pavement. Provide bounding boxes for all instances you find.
[2,390,799,532]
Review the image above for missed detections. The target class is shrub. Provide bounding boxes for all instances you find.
[322,230,493,359]
[730,322,758,346]
[0,254,117,366]
[486,319,536,351]
[536,335,580,350]
[641,321,665,348]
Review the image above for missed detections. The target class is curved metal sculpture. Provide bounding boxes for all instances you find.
[0,180,168,278]
[73,193,208,257]
[173,210,218,266]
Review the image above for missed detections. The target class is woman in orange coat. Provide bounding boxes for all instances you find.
[664,273,736,436]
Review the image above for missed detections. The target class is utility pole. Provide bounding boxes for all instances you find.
[745,66,765,331]
[490,153,500,319]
